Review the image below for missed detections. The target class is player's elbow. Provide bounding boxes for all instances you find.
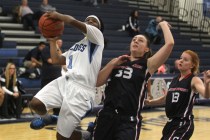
[51,59,59,65]
[165,40,174,48]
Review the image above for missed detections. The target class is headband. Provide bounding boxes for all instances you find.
[85,15,101,29]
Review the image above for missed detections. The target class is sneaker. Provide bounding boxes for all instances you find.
[30,117,45,130]
[85,122,95,140]
[87,122,95,133]
[30,115,58,130]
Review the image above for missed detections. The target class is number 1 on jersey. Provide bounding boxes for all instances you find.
[68,55,73,69]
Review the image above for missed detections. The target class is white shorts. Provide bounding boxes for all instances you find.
[34,76,95,138]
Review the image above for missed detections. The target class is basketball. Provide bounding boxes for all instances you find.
[38,13,64,38]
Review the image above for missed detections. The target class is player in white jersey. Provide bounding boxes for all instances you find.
[29,11,104,140]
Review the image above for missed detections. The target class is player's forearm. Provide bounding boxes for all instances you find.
[49,40,62,64]
[147,95,166,106]
[48,11,86,34]
[56,13,75,24]
[96,62,115,87]
[147,21,174,74]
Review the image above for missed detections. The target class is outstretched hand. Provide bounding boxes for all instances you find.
[157,21,172,30]
[110,55,131,67]
[45,11,60,20]
[203,70,210,85]
[144,99,150,106]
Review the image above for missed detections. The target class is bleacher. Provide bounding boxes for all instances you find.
[1,0,210,96]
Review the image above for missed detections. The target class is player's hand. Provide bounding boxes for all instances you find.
[47,36,61,42]
[144,99,151,106]
[46,11,61,20]
[110,55,130,66]
[157,21,172,30]
[203,70,210,85]
[147,94,154,100]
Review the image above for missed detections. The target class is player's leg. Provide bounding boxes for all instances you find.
[29,97,46,115]
[171,119,194,140]
[30,114,58,129]
[161,119,194,140]
[29,77,64,115]
[30,105,103,130]
[57,130,88,140]
[93,110,116,140]
[56,82,94,140]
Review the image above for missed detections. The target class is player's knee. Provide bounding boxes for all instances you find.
[29,97,47,115]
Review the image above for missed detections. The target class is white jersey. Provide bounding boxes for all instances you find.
[62,24,104,87]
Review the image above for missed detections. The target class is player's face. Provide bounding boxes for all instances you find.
[85,17,100,29]
[130,35,149,57]
[178,52,194,72]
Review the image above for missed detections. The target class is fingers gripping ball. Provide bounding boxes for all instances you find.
[39,14,64,38]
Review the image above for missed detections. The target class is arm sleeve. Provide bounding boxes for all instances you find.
[85,24,104,47]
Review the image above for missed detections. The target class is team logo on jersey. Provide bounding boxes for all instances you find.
[168,88,188,92]
[70,43,87,52]
[132,64,143,69]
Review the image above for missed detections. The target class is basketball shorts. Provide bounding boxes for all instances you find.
[94,108,142,140]
[161,117,194,140]
[34,76,95,138]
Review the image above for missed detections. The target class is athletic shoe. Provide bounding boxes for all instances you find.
[30,117,45,130]
[87,122,95,133]
[30,115,58,130]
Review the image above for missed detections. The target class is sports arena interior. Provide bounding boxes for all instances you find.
[0,0,210,140]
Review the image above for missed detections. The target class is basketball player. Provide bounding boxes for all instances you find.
[145,50,210,140]
[29,11,104,140]
[92,20,174,140]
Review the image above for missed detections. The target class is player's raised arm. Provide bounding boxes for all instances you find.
[147,21,174,74]
[47,11,88,34]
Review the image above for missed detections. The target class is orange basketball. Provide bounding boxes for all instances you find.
[38,13,64,38]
